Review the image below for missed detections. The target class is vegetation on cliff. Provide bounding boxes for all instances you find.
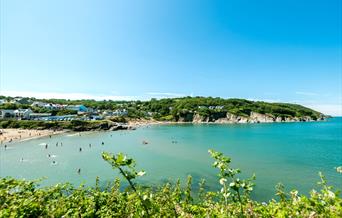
[0,150,340,217]
[0,96,325,122]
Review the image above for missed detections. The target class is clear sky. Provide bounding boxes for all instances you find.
[0,0,341,115]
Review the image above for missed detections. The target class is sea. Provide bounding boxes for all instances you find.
[1,117,341,201]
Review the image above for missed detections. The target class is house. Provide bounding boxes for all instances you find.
[0,109,15,119]
[66,105,88,112]
[208,106,224,110]
[112,109,128,116]
[102,110,113,116]
[31,102,64,110]
[31,101,46,107]
[14,109,33,119]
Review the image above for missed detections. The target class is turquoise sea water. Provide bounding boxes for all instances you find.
[1,117,341,201]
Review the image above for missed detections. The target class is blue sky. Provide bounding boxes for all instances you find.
[0,0,341,115]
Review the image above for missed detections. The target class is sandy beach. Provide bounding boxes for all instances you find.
[0,129,66,144]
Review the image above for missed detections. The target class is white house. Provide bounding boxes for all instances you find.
[14,109,33,119]
[112,109,128,116]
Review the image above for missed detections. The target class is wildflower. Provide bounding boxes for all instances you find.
[326,190,335,199]
[219,178,227,185]
[137,171,146,177]
[223,192,230,198]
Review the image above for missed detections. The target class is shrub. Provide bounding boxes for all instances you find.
[0,150,340,217]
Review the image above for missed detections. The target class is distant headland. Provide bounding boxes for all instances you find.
[0,96,327,132]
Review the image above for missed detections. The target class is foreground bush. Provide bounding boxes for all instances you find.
[0,150,341,217]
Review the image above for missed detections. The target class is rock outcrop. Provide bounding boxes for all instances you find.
[176,111,325,124]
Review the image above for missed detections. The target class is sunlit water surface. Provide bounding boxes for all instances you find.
[1,117,341,201]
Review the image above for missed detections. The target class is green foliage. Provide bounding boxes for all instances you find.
[1,96,325,122]
[108,116,127,123]
[0,150,340,217]
[208,149,255,213]
[0,103,20,110]
[0,120,114,131]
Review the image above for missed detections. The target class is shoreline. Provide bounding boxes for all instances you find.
[0,118,330,144]
[0,128,67,144]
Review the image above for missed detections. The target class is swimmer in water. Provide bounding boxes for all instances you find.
[89,143,91,148]
[79,147,82,152]
[101,142,104,145]
[56,142,58,147]
[45,144,48,149]
[77,168,81,174]
[4,144,7,150]
[52,160,56,164]
[48,154,51,158]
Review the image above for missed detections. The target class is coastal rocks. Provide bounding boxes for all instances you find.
[211,113,249,123]
[209,112,228,122]
[109,122,136,131]
[275,117,283,122]
[226,112,249,123]
[249,112,275,123]
[71,120,134,131]
[193,114,209,123]
[176,111,325,124]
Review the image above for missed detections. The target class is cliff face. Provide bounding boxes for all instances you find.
[176,111,324,124]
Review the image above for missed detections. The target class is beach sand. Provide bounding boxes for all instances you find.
[0,129,65,144]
